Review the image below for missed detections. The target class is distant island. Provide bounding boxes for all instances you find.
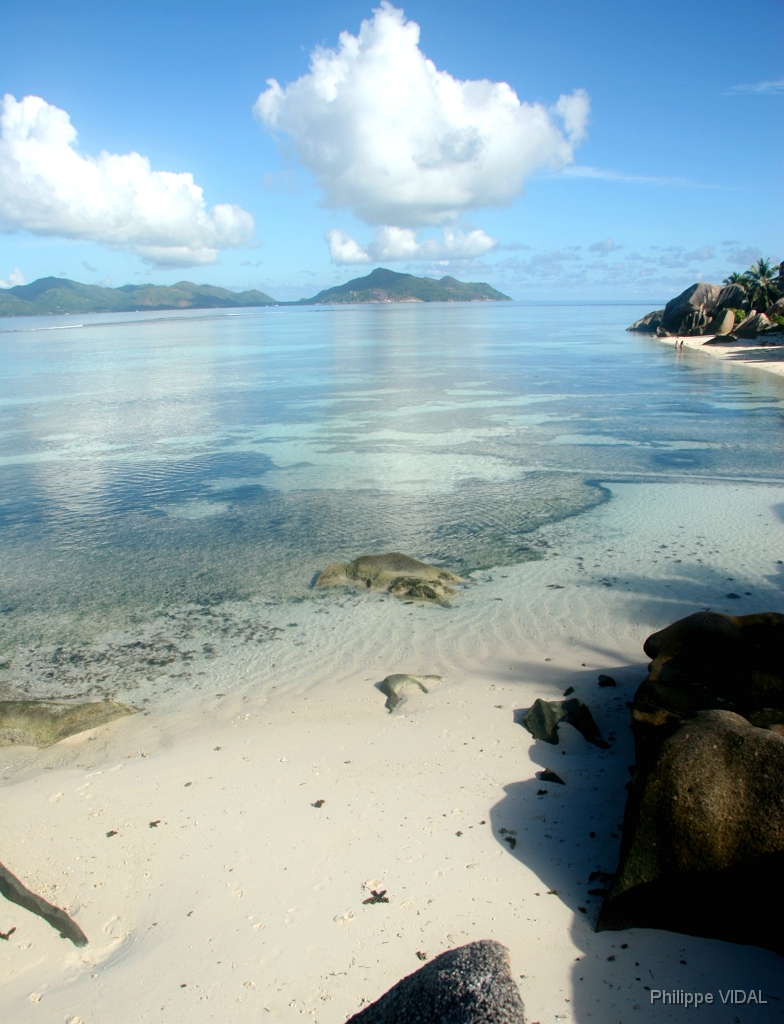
[0,268,510,318]
[0,277,277,317]
[295,267,510,304]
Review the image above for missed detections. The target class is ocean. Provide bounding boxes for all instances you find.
[1,301,783,708]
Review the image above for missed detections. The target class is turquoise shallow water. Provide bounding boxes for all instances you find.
[1,302,782,700]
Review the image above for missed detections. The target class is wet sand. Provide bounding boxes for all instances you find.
[665,333,784,378]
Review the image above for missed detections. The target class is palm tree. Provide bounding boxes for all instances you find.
[745,258,781,311]
[722,270,749,290]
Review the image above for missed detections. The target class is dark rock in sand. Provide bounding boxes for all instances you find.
[521,697,608,748]
[315,553,463,603]
[0,861,88,946]
[345,939,525,1023]
[598,674,616,688]
[0,700,136,748]
[599,610,784,953]
[538,769,565,785]
[598,710,784,954]
[379,674,441,712]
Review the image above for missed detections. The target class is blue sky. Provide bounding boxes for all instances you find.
[0,0,781,300]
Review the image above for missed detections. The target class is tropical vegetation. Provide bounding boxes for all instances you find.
[723,258,782,311]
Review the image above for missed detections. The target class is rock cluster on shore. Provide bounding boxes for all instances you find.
[628,278,783,340]
[598,611,784,954]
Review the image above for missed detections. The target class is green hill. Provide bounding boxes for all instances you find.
[0,268,510,318]
[298,268,510,304]
[0,277,278,317]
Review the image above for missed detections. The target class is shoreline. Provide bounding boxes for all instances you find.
[659,333,784,378]
[1,481,783,1023]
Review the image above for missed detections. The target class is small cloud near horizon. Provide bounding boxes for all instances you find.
[0,267,24,288]
[82,260,97,272]
[588,238,618,253]
[325,226,498,264]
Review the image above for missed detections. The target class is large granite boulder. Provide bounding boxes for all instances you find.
[598,710,784,953]
[713,283,749,312]
[705,308,735,336]
[315,553,463,603]
[661,282,721,333]
[598,611,784,952]
[0,700,136,747]
[346,940,526,1023]
[629,611,784,767]
[627,309,665,333]
[627,281,749,337]
[734,312,770,338]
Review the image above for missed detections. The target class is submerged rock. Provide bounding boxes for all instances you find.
[0,700,136,747]
[521,697,609,748]
[346,939,526,1023]
[315,552,463,603]
[379,674,442,712]
[598,710,784,954]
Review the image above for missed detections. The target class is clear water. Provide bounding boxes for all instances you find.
[1,302,782,702]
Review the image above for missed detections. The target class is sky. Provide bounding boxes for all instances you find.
[0,0,781,301]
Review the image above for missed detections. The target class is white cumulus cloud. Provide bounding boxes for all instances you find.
[256,2,588,244]
[326,225,497,264]
[0,266,24,288]
[326,229,372,264]
[0,94,254,267]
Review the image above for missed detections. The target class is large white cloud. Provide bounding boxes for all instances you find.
[256,3,589,232]
[326,225,497,264]
[0,94,254,266]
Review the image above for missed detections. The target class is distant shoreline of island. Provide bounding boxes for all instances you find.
[0,267,510,319]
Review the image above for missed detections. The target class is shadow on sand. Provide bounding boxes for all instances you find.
[488,661,783,1023]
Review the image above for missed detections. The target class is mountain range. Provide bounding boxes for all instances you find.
[0,268,510,317]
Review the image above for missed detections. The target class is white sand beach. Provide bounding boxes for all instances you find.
[664,334,784,378]
[2,481,783,1024]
